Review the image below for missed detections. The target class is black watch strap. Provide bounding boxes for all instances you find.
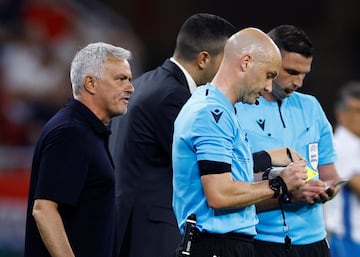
[277,176,291,203]
[262,168,271,180]
[269,178,281,198]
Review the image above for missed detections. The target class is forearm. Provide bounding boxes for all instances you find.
[202,173,275,209]
[200,160,306,210]
[32,199,75,257]
[253,148,304,172]
[228,180,276,208]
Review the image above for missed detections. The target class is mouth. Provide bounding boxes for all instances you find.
[283,88,293,94]
[120,97,130,104]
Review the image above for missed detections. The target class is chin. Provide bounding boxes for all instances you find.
[119,109,127,116]
[243,100,254,105]
[112,108,127,117]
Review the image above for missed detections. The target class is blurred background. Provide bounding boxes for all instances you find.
[0,0,359,256]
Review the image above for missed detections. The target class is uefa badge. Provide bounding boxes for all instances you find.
[308,143,319,170]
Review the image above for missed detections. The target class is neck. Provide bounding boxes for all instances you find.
[76,96,109,124]
[263,91,277,102]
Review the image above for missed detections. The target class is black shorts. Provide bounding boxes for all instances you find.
[254,238,330,257]
[190,231,254,257]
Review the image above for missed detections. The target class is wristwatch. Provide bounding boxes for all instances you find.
[262,168,271,180]
[277,176,291,203]
[269,178,281,198]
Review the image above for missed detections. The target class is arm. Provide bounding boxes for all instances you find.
[201,173,275,209]
[32,199,75,257]
[255,160,309,212]
[201,160,307,209]
[253,147,304,179]
[266,147,304,167]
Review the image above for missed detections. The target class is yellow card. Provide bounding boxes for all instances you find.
[305,166,318,181]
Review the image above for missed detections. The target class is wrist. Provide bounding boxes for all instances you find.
[263,167,283,180]
[277,176,291,203]
[269,177,281,198]
[262,168,271,180]
[268,176,292,202]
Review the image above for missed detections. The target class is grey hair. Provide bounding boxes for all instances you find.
[335,81,360,111]
[70,42,132,96]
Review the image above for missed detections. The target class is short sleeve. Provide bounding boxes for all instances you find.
[35,126,89,206]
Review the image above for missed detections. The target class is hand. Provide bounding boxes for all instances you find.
[291,180,327,204]
[320,178,345,203]
[279,160,307,192]
[266,147,304,167]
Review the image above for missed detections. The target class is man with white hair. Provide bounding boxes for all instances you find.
[24,42,134,257]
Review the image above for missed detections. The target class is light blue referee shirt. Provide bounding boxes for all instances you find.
[172,83,257,236]
[235,92,337,244]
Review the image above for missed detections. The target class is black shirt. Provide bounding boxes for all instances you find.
[24,98,115,257]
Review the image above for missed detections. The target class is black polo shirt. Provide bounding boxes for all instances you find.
[24,98,115,257]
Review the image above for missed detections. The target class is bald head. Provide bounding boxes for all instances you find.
[211,27,282,104]
[224,27,281,65]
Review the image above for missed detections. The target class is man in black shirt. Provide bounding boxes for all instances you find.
[24,42,134,257]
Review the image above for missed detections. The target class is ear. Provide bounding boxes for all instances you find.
[83,75,96,94]
[240,54,252,71]
[197,51,210,70]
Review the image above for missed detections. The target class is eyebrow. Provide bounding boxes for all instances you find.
[284,67,310,75]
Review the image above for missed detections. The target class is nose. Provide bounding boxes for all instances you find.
[293,74,306,89]
[264,80,273,93]
[127,81,135,93]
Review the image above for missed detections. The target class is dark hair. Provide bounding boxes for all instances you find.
[335,81,360,111]
[173,13,236,61]
[268,25,314,58]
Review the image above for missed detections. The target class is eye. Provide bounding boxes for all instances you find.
[285,69,300,76]
[117,76,132,82]
[267,72,277,79]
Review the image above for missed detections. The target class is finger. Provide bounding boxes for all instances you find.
[325,187,335,197]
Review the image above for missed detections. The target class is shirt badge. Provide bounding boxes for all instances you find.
[308,142,319,170]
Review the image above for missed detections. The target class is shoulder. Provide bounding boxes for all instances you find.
[131,67,190,111]
[43,119,88,142]
[133,68,189,99]
[133,59,186,89]
[287,92,325,114]
[291,92,321,106]
[290,93,331,126]
[42,108,93,143]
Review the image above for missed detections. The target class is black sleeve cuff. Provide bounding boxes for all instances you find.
[252,151,271,173]
[198,160,231,176]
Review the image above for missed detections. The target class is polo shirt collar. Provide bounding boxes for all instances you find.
[67,98,111,137]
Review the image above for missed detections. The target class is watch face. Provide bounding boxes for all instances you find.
[269,178,281,198]
[270,179,280,188]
